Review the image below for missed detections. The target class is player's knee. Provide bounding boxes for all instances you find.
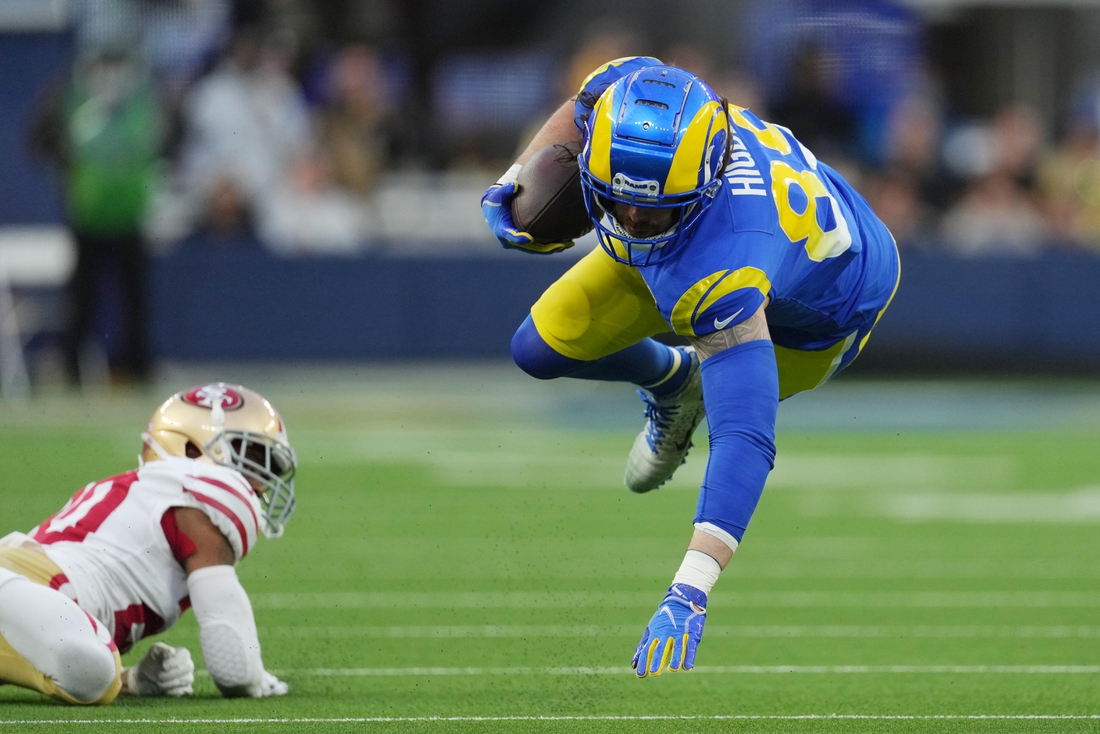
[511,316,577,380]
[53,638,119,705]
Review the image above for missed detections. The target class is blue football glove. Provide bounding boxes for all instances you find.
[631,583,707,678]
[480,180,574,255]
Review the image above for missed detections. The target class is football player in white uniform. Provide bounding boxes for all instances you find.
[0,383,296,704]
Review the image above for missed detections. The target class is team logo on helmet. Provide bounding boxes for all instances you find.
[612,173,660,200]
[183,384,245,411]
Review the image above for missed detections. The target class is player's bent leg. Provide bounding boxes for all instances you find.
[511,314,583,380]
[513,315,703,491]
[512,314,688,387]
[0,568,121,705]
[623,345,704,493]
[523,248,705,491]
[528,246,669,362]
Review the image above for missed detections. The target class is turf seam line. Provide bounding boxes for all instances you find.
[252,590,1100,609]
[196,624,1100,639]
[190,665,1100,677]
[3,715,1100,724]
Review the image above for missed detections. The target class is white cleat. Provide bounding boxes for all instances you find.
[624,347,705,493]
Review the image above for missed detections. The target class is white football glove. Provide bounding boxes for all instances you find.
[126,642,195,697]
[249,670,289,697]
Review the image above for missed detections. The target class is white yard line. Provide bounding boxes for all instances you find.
[884,488,1100,522]
[181,665,1100,678]
[3,715,1100,724]
[252,590,1100,609]
[767,455,1018,490]
[237,624,1100,639]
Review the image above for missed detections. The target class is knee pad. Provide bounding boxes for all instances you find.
[53,636,119,704]
[0,574,120,705]
[511,314,581,380]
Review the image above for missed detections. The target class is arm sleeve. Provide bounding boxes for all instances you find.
[187,565,268,697]
[694,340,779,543]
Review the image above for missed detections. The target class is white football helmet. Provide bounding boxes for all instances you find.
[142,383,297,538]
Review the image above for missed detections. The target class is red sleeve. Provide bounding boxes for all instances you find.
[160,508,198,564]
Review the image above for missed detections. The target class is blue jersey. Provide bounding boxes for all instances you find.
[577,63,899,352]
[566,60,901,546]
[643,105,899,350]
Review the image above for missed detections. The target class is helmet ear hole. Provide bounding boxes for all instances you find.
[185,441,203,459]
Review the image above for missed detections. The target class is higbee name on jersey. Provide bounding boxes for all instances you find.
[29,457,261,652]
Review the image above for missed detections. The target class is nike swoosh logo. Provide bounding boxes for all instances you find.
[659,605,678,629]
[714,309,744,330]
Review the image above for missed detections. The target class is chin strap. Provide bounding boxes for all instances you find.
[141,432,172,462]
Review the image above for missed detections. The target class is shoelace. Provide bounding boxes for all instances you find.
[638,390,681,452]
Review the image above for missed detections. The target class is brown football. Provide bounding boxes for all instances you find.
[511,141,594,244]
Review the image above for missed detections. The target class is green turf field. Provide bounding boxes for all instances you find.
[2,366,1099,733]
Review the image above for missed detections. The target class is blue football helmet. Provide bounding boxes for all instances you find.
[578,65,730,266]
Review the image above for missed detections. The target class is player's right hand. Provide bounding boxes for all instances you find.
[631,583,707,678]
[248,670,289,697]
[480,181,574,255]
[127,642,195,696]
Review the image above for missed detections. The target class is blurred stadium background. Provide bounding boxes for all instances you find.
[4,0,1100,383]
[2,0,1100,730]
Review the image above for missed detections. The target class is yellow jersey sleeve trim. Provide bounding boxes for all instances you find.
[671,270,728,336]
[671,267,772,336]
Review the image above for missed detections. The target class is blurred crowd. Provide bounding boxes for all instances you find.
[858,88,1100,256]
[29,0,1100,259]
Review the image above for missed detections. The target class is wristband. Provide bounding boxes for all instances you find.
[671,549,722,596]
[496,163,523,186]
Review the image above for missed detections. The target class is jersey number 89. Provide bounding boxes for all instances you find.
[729,106,853,262]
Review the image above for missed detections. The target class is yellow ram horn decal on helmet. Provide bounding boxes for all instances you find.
[587,90,616,184]
[665,101,724,195]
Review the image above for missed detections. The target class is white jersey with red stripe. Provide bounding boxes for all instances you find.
[28,457,261,653]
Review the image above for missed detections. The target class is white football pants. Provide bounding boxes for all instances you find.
[0,567,118,703]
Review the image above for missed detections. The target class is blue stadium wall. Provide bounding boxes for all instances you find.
[150,246,1100,373]
[6,34,1099,373]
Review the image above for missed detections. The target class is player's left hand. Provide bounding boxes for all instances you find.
[631,583,707,678]
[126,642,195,696]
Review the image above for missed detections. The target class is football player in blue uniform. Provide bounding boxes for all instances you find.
[481,57,900,677]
